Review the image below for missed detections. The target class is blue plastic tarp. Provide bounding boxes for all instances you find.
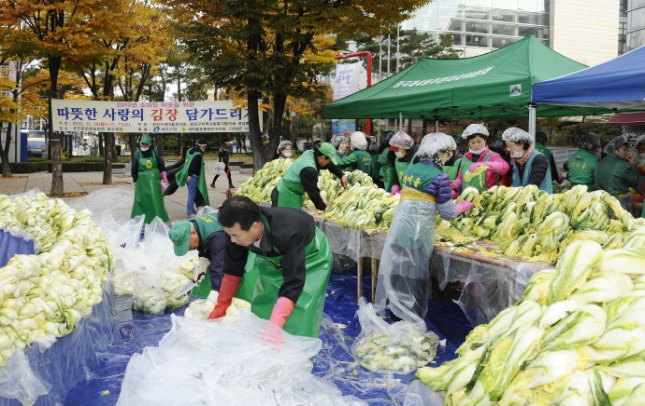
[0,230,35,268]
[63,269,471,406]
[532,45,645,110]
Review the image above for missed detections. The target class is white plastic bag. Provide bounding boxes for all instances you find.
[352,298,440,374]
[0,351,51,405]
[403,380,445,406]
[212,162,227,176]
[116,313,366,406]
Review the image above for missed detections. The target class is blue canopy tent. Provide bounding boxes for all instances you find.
[532,45,645,110]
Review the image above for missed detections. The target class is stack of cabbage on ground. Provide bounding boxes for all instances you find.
[414,240,645,405]
[0,193,113,366]
[436,185,645,264]
[130,258,198,315]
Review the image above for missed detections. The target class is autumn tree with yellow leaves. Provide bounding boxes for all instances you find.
[167,0,431,169]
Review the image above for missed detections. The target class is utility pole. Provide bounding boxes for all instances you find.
[396,25,400,74]
[387,34,391,78]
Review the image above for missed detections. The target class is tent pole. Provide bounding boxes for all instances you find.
[387,35,391,78]
[528,103,537,142]
[396,25,400,74]
[435,119,439,132]
[399,112,403,132]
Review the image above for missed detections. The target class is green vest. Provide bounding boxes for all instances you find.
[535,143,552,163]
[401,162,442,192]
[379,148,395,192]
[354,150,372,174]
[282,149,317,194]
[176,148,210,206]
[461,152,495,192]
[131,150,169,223]
[566,149,598,191]
[444,158,462,181]
[189,212,224,298]
[511,150,553,194]
[369,151,380,178]
[395,152,417,184]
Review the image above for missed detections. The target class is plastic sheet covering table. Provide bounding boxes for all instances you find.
[307,212,553,326]
[0,282,115,406]
[64,269,473,405]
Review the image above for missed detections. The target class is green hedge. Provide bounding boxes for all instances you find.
[9,161,109,173]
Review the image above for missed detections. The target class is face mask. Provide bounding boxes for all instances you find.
[395,151,405,159]
[469,147,486,155]
[640,153,645,159]
[140,147,149,152]
[283,152,292,158]
[337,150,345,156]
[511,150,524,158]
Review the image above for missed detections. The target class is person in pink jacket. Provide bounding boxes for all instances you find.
[450,124,510,198]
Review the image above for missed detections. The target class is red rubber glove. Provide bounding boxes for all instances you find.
[207,274,241,320]
[456,200,474,216]
[391,185,402,196]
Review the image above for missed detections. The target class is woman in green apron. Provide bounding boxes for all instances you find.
[176,138,210,217]
[270,142,348,211]
[378,131,396,192]
[375,133,474,323]
[208,196,333,339]
[450,124,510,198]
[594,135,639,211]
[336,131,373,175]
[388,130,417,196]
[130,134,169,223]
[503,127,553,194]
[331,134,350,164]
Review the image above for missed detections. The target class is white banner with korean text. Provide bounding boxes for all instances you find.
[51,100,261,133]
[333,62,363,101]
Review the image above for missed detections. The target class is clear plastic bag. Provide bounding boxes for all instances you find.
[352,298,440,374]
[0,351,51,405]
[116,313,366,406]
[403,380,445,406]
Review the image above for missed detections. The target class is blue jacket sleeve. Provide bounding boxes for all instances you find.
[204,231,227,291]
[131,155,138,182]
[156,150,166,173]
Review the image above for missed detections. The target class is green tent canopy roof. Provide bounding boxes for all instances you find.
[322,36,611,120]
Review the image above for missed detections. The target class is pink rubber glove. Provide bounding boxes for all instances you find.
[161,171,168,184]
[208,274,241,320]
[450,179,462,191]
[268,297,295,328]
[482,160,507,175]
[391,185,402,196]
[451,189,459,199]
[467,162,486,173]
[456,200,474,216]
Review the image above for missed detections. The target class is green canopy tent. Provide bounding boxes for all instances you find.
[323,36,613,126]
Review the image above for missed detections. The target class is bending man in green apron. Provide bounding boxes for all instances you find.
[130,134,169,223]
[176,138,210,217]
[271,142,348,211]
[208,196,333,339]
[168,212,228,307]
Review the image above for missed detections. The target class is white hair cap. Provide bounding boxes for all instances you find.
[462,124,489,139]
[350,131,368,150]
[276,140,292,154]
[502,127,533,146]
[389,130,415,149]
[331,134,349,148]
[417,132,457,160]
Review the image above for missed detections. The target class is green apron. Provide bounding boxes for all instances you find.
[234,217,333,338]
[275,150,317,209]
[444,158,462,181]
[189,213,224,298]
[461,152,494,192]
[379,149,395,192]
[566,149,597,191]
[176,148,210,207]
[369,151,381,179]
[395,152,417,185]
[131,150,169,224]
[354,150,372,175]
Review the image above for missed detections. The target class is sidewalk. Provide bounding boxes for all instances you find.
[0,170,252,223]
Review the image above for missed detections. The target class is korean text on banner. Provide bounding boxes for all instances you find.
[50,100,263,134]
[333,62,363,101]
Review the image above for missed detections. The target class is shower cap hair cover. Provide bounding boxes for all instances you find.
[417,132,457,160]
[388,130,415,149]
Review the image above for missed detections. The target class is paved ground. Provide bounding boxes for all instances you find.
[0,167,252,223]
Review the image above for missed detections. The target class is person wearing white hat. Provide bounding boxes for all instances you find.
[502,127,552,194]
[388,130,417,196]
[375,132,473,323]
[336,131,372,175]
